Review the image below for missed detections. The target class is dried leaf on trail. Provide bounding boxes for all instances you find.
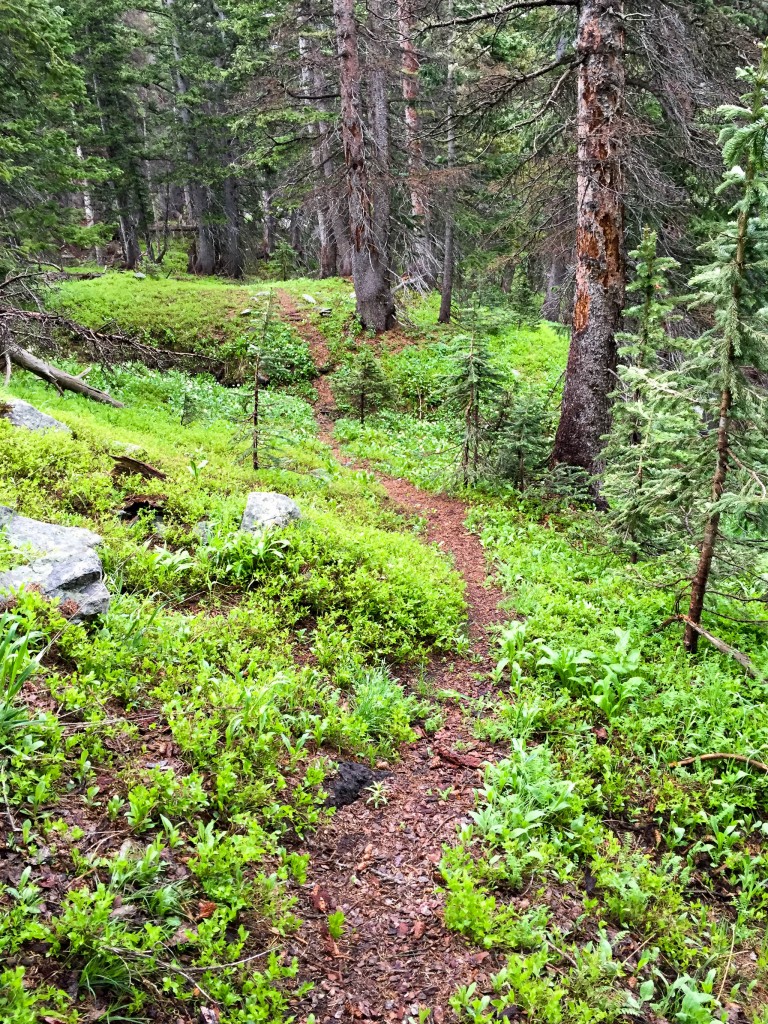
[435,746,485,769]
[323,933,342,958]
[310,884,334,912]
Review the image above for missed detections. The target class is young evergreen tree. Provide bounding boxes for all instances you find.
[603,228,680,557]
[445,333,504,486]
[605,55,768,654]
[333,348,391,424]
[682,58,768,652]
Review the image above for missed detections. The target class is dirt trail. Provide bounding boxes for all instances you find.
[277,291,508,1023]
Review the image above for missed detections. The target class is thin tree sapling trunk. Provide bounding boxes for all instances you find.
[683,162,752,652]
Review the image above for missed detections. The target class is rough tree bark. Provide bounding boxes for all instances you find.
[299,28,338,278]
[116,203,141,270]
[438,56,457,324]
[551,0,626,485]
[303,16,353,277]
[221,173,244,278]
[398,0,436,289]
[333,0,395,332]
[541,252,568,322]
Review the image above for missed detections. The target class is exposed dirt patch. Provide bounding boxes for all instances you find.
[277,291,509,1022]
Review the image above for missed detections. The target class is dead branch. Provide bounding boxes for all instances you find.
[110,455,167,480]
[670,753,768,774]
[6,341,124,407]
[657,614,765,680]
[0,305,236,382]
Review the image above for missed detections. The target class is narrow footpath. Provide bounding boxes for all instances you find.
[277,292,509,1023]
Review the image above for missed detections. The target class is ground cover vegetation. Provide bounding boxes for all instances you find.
[3,0,768,1020]
[0,356,467,1021]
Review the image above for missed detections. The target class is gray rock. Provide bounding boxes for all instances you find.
[240,492,301,532]
[1,397,71,434]
[0,506,102,561]
[0,506,109,621]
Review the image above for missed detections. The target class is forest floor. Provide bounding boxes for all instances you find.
[3,274,768,1024]
[277,291,508,1022]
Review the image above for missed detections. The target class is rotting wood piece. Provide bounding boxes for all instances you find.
[110,455,167,480]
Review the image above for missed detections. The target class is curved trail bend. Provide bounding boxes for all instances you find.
[277,292,510,1022]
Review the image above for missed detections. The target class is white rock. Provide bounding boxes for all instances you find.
[240,492,301,532]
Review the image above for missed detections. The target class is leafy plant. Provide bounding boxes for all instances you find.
[327,909,345,940]
[0,614,42,753]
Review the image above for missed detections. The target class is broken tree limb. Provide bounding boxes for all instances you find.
[670,753,768,774]
[110,455,166,480]
[5,342,124,407]
[0,304,233,382]
[656,614,765,681]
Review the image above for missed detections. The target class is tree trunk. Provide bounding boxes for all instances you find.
[221,174,244,278]
[683,156,752,652]
[117,204,141,270]
[541,253,567,322]
[683,395,729,652]
[166,2,217,277]
[398,0,435,289]
[438,53,457,324]
[551,0,626,485]
[189,184,217,276]
[76,144,102,265]
[333,0,395,332]
[438,219,455,323]
[261,189,276,258]
[299,29,338,278]
[308,28,353,276]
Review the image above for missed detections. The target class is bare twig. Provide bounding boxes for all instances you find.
[656,614,765,680]
[670,753,768,774]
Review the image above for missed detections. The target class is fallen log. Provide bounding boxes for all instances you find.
[6,342,123,407]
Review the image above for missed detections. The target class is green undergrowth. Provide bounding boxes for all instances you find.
[0,360,466,1022]
[275,281,768,1021]
[442,497,768,1024]
[48,276,316,391]
[50,273,254,351]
